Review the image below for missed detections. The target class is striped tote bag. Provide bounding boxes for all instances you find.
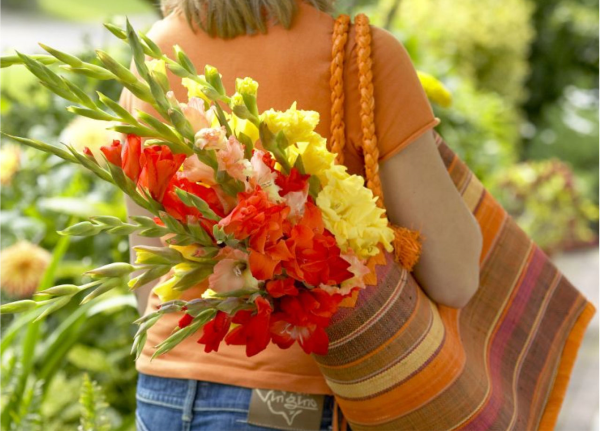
[313,14,597,431]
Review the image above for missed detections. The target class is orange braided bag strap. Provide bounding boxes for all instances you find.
[331,14,423,271]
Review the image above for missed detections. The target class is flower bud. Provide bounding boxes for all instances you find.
[147,59,169,92]
[235,77,258,97]
[37,284,82,297]
[230,93,245,108]
[86,262,136,278]
[58,221,103,237]
[0,300,38,314]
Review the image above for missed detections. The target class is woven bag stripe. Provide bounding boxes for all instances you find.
[331,307,465,425]
[324,297,444,398]
[317,287,430,380]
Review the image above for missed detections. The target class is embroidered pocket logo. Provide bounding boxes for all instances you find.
[248,389,325,431]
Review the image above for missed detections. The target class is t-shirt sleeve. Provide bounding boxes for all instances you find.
[345,26,440,162]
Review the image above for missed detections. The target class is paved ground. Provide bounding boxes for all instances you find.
[552,247,599,431]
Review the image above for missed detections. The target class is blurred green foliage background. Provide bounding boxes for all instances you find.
[0,0,598,429]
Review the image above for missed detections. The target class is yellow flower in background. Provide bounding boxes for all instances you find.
[0,144,21,185]
[0,241,51,298]
[316,167,394,258]
[261,102,319,144]
[417,71,452,108]
[59,117,119,160]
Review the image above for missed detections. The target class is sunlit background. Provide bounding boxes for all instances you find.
[1,0,598,429]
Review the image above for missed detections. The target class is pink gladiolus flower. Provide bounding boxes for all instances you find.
[183,97,212,133]
[208,247,257,294]
[195,127,227,151]
[182,155,217,185]
[217,136,250,183]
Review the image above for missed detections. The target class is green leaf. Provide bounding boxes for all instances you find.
[174,45,197,75]
[0,133,78,162]
[38,43,82,67]
[0,300,38,314]
[238,132,254,160]
[126,19,149,81]
[33,296,71,322]
[294,154,307,175]
[1,54,57,68]
[60,64,115,80]
[174,188,221,221]
[308,175,321,199]
[96,49,138,84]
[97,91,138,124]
[259,123,291,174]
[128,265,171,291]
[58,221,103,236]
[204,65,225,95]
[151,309,216,359]
[79,374,111,431]
[64,80,96,109]
[80,278,123,305]
[104,23,127,40]
[66,106,118,122]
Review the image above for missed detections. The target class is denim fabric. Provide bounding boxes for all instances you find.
[136,373,341,431]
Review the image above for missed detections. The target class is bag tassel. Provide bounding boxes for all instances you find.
[332,397,348,431]
[391,225,423,272]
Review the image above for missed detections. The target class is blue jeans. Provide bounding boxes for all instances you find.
[136,373,341,431]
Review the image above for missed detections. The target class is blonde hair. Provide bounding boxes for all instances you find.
[161,0,335,38]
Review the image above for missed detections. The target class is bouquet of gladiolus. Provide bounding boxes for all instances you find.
[0,21,395,358]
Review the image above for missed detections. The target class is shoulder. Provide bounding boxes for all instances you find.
[369,26,416,78]
[145,12,198,52]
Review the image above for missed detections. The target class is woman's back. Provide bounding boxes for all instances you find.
[123,0,439,395]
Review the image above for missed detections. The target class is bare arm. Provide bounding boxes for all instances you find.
[126,196,163,315]
[379,129,483,308]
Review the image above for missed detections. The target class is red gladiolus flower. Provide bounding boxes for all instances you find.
[99,135,143,181]
[275,167,310,196]
[265,278,298,298]
[197,311,232,353]
[282,204,352,286]
[225,296,272,357]
[100,139,122,166]
[138,145,186,201]
[218,188,289,253]
[178,313,194,328]
[122,134,142,181]
[269,288,344,355]
[248,239,293,280]
[162,174,225,222]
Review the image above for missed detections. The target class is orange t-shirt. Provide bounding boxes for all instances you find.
[122,1,439,395]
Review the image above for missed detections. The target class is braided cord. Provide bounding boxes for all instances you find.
[329,14,423,273]
[330,14,350,164]
[355,14,385,209]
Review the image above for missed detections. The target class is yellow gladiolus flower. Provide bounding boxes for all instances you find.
[316,167,394,258]
[169,244,210,262]
[260,102,319,144]
[296,135,336,183]
[230,115,260,144]
[152,277,181,303]
[181,77,211,104]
